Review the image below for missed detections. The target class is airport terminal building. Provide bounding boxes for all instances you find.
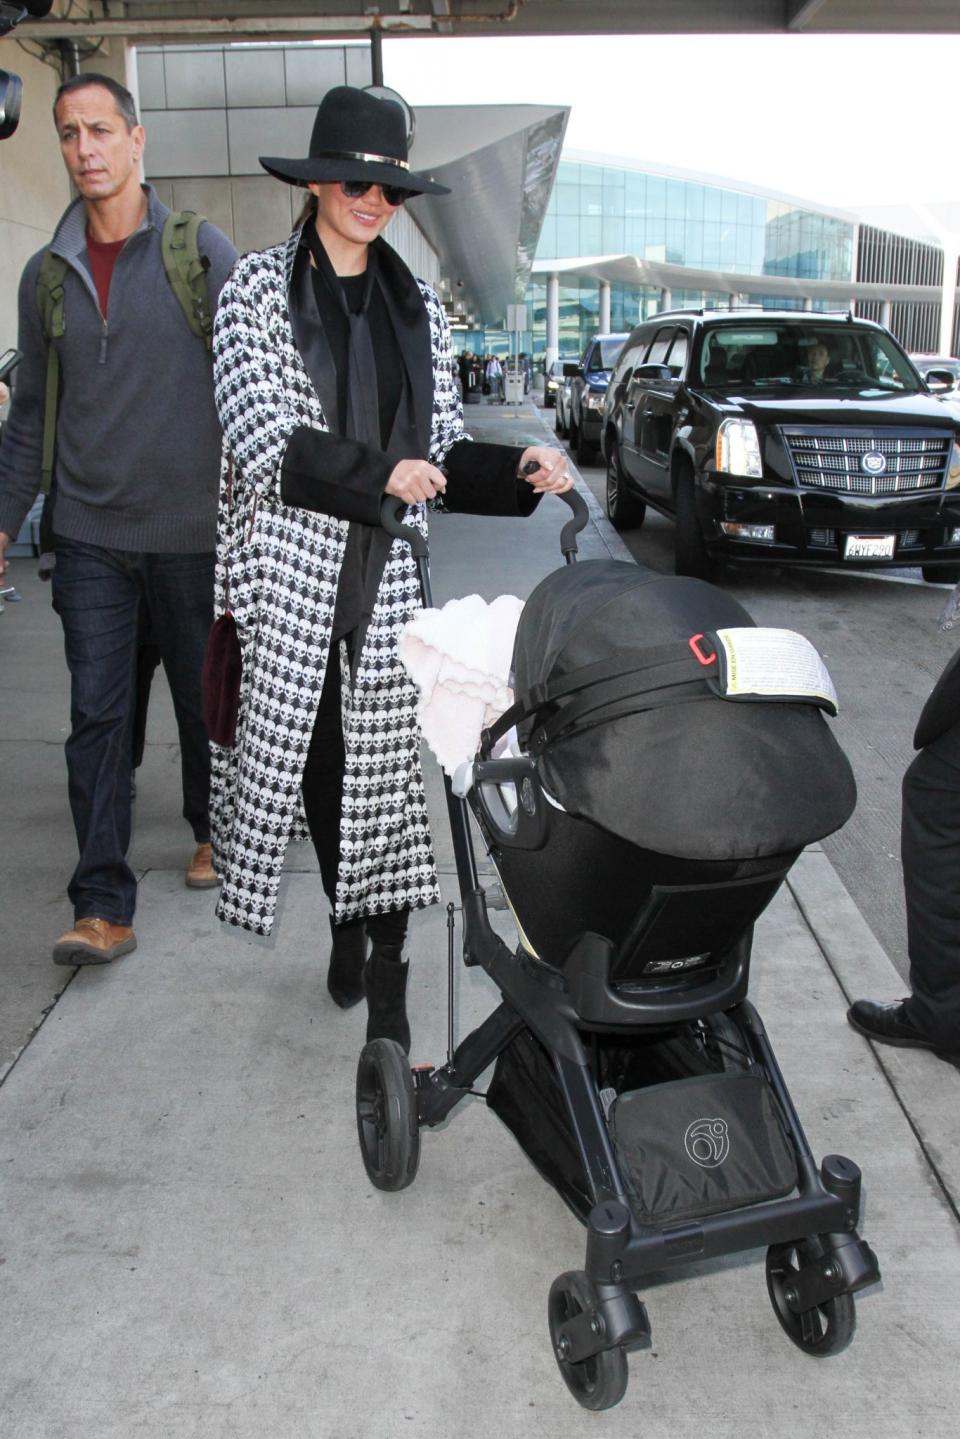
[525,152,948,363]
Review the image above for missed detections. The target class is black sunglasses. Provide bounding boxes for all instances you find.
[339,178,413,207]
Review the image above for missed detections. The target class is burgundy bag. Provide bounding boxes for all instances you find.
[202,611,242,747]
[202,461,249,748]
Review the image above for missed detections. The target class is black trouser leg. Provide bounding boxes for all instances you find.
[302,645,347,908]
[901,723,960,1049]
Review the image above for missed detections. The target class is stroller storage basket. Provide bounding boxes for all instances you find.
[610,1071,797,1225]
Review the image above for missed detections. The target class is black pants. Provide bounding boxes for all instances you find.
[301,643,408,947]
[901,718,960,1048]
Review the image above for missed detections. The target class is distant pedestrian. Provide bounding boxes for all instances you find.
[848,648,960,1059]
[457,349,471,398]
[485,353,504,403]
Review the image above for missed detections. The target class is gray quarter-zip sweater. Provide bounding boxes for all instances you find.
[0,185,237,553]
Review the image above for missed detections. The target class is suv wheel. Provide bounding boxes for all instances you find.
[555,405,567,438]
[605,439,646,530]
[575,419,595,467]
[674,464,713,579]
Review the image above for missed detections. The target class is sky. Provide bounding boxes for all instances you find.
[381,32,960,239]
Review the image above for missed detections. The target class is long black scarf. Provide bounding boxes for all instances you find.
[304,223,380,448]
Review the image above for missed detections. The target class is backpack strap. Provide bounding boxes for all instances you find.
[35,247,68,495]
[161,210,213,352]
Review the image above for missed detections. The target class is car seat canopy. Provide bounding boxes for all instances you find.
[511,560,855,861]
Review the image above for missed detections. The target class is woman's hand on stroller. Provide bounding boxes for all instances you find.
[386,458,448,505]
[518,446,573,494]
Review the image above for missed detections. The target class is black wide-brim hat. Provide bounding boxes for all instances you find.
[259,85,450,196]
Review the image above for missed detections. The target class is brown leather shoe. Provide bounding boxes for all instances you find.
[186,842,220,889]
[53,917,137,966]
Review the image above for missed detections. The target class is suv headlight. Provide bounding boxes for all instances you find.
[716,419,762,479]
[585,392,606,410]
[948,440,960,488]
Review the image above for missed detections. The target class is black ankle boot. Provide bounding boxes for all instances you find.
[364,944,411,1053]
[327,917,366,1009]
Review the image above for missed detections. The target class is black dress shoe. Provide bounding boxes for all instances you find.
[847,999,957,1056]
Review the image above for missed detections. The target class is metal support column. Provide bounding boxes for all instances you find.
[599,280,611,334]
[545,272,560,367]
[940,249,959,356]
[370,26,383,86]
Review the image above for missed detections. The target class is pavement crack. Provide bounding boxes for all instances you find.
[0,972,78,1092]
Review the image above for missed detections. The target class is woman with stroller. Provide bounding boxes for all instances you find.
[210,86,570,1052]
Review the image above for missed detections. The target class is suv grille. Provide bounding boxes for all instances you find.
[781,428,952,495]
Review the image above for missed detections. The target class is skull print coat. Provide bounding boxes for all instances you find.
[210,229,471,936]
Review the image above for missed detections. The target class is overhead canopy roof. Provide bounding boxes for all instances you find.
[19,1,960,43]
[532,254,950,307]
[412,104,567,324]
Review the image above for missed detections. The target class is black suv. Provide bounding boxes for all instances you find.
[600,309,960,581]
[560,332,629,465]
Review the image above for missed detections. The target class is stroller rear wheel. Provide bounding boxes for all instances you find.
[547,1270,629,1410]
[766,1235,856,1356]
[356,1039,420,1192]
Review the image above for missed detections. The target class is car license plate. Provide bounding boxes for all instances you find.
[843,534,896,560]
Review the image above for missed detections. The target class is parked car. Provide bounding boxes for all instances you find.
[542,358,568,408]
[909,353,960,393]
[600,309,960,582]
[562,332,629,464]
[555,370,575,437]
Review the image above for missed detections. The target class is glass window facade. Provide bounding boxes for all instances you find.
[537,160,853,280]
[525,158,856,359]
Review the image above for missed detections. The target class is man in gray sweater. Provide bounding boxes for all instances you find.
[0,73,237,965]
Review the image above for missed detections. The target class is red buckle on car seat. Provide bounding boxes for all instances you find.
[688,633,717,666]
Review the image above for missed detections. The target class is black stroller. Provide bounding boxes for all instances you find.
[356,490,880,1411]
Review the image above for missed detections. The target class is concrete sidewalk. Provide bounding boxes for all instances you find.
[0,398,958,1437]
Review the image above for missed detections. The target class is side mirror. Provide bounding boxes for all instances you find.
[634,362,672,382]
[925,368,955,394]
[562,362,580,378]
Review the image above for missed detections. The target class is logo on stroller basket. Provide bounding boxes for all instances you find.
[684,1118,729,1168]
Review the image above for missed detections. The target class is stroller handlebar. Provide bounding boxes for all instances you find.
[380,494,429,557]
[379,480,590,563]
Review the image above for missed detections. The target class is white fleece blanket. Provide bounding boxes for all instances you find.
[399,593,524,775]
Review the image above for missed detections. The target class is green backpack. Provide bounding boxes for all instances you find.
[35,209,213,495]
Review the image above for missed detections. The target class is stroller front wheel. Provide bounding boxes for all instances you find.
[356,1039,421,1192]
[547,1271,629,1411]
[766,1235,856,1356]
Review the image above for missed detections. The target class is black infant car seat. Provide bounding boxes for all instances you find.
[473,560,855,1012]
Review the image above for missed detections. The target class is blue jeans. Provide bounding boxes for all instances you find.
[51,538,215,924]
